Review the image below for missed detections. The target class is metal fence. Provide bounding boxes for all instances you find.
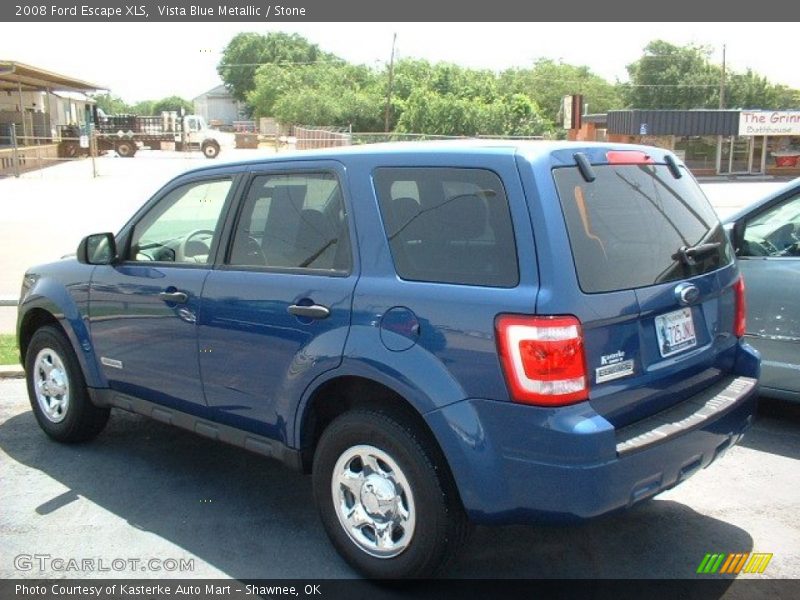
[294,125,352,150]
[294,128,547,151]
[0,123,101,178]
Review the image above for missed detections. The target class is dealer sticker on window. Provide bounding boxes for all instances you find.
[655,307,697,358]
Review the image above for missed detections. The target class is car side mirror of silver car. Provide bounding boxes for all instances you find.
[730,220,746,256]
[77,232,118,265]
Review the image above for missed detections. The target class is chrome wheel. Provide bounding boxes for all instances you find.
[331,444,416,559]
[33,347,70,423]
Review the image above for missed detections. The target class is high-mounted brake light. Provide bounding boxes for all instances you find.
[495,315,588,406]
[733,276,747,338]
[606,150,654,165]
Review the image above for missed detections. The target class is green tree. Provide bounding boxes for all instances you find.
[151,96,194,115]
[726,70,800,109]
[621,40,800,110]
[621,40,719,109]
[248,61,383,131]
[91,93,131,115]
[500,59,621,124]
[129,100,155,115]
[218,32,333,105]
[395,90,552,137]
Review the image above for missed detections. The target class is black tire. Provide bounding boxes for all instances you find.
[202,142,220,159]
[312,409,470,578]
[115,141,136,157]
[25,325,110,443]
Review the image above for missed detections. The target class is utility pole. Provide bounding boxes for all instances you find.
[384,33,397,133]
[719,44,726,110]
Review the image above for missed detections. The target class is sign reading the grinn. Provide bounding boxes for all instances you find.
[739,111,800,136]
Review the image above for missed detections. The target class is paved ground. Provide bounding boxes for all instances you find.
[0,151,791,334]
[0,378,798,581]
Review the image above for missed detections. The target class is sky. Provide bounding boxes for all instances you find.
[1,22,799,103]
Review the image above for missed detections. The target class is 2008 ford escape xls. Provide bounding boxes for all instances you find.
[17,141,759,578]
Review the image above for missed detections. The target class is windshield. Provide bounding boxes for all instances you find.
[553,164,732,293]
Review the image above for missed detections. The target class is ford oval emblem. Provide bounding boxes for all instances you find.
[675,283,700,306]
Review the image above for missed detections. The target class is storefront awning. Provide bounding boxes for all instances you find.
[0,61,105,93]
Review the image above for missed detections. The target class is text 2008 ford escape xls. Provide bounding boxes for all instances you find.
[17,141,759,578]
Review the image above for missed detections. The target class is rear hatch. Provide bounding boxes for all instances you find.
[548,150,739,427]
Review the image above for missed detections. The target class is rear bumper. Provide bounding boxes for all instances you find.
[426,343,760,524]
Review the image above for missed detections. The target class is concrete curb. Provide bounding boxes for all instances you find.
[0,365,24,379]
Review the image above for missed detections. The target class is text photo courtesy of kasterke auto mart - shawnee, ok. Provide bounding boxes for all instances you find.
[0,2,799,599]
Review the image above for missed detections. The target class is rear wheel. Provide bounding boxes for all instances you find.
[115,140,136,157]
[25,326,110,443]
[312,409,469,578]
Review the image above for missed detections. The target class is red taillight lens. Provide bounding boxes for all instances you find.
[495,315,588,406]
[733,276,747,338]
[606,150,654,164]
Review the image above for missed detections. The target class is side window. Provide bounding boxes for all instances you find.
[373,167,518,287]
[129,179,232,264]
[742,193,800,257]
[228,172,352,272]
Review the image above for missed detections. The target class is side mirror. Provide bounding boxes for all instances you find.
[77,232,118,265]
[731,220,746,256]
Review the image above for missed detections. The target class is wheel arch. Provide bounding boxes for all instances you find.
[18,297,105,389]
[18,307,63,365]
[295,373,463,507]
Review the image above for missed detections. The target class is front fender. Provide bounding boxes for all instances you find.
[18,267,105,388]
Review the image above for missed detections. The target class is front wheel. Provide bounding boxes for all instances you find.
[201,142,220,159]
[25,326,110,443]
[312,410,469,578]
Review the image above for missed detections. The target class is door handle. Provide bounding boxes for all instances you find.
[288,304,330,319]
[159,290,188,304]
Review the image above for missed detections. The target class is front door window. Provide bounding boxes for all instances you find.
[129,179,232,264]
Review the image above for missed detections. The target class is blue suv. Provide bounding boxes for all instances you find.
[17,141,759,578]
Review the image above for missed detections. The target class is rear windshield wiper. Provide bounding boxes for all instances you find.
[672,242,721,266]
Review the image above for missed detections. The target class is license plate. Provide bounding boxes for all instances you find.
[655,308,697,358]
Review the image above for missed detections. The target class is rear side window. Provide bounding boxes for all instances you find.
[373,167,518,287]
[553,165,732,293]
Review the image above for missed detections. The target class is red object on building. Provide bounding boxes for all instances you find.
[774,154,800,167]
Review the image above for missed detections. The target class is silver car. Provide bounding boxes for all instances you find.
[726,177,800,402]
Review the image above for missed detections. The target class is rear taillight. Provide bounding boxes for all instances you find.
[495,315,588,406]
[733,276,747,338]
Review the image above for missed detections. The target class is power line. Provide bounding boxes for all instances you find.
[218,59,349,67]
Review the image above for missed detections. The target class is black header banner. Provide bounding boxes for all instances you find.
[3,0,800,22]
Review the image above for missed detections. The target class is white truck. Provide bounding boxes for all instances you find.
[59,111,235,159]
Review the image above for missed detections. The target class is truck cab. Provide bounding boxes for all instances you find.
[182,114,235,158]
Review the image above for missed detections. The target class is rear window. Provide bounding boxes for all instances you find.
[554,164,732,293]
[373,167,518,287]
